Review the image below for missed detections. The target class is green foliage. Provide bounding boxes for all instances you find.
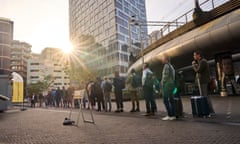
[27,75,54,95]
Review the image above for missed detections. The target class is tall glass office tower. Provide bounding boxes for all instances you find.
[69,0,147,77]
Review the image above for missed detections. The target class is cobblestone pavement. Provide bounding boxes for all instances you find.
[0,96,240,144]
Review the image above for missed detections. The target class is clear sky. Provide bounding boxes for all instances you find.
[0,0,194,53]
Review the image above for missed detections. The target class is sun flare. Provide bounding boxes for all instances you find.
[61,41,73,54]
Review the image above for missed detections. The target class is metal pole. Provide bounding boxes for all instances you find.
[128,17,132,58]
[139,25,144,66]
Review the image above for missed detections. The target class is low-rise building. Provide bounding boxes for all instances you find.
[27,48,70,89]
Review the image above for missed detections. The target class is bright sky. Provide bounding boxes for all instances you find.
[0,0,194,53]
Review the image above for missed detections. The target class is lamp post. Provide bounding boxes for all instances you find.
[139,24,144,65]
[128,15,137,66]
[128,16,184,69]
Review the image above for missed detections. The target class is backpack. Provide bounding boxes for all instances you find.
[114,77,125,90]
[104,82,112,92]
[131,74,141,88]
[144,72,154,88]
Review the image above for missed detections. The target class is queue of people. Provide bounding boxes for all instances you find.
[29,86,74,108]
[29,51,217,121]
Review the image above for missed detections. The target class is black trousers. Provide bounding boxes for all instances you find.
[115,91,123,110]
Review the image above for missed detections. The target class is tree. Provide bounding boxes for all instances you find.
[26,75,54,96]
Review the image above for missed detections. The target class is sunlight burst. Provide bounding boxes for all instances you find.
[61,41,73,54]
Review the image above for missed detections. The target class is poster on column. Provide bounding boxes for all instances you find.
[12,82,24,103]
[11,72,24,103]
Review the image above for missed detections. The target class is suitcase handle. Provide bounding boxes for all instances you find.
[196,74,202,96]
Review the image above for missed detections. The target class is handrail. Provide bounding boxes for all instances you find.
[153,0,230,41]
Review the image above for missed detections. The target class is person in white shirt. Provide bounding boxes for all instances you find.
[142,63,155,116]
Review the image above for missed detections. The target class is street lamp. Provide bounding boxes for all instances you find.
[128,15,136,54]
[128,16,182,68]
[128,15,146,67]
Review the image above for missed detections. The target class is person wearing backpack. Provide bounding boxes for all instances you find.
[102,77,112,112]
[142,63,155,116]
[113,71,125,112]
[161,55,176,121]
[126,69,141,112]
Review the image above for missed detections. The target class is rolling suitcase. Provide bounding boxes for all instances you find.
[191,96,209,117]
[190,76,210,117]
[174,97,183,118]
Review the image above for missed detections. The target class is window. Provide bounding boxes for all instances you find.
[54,70,62,72]
[119,26,128,35]
[54,76,62,79]
[118,11,129,21]
[30,69,40,72]
[115,1,122,10]
[116,17,128,27]
[117,33,125,41]
[121,44,128,52]
[30,63,39,65]
[30,76,39,79]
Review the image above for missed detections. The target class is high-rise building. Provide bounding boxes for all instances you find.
[27,48,70,89]
[148,30,161,45]
[69,0,148,77]
[11,40,32,82]
[0,17,13,75]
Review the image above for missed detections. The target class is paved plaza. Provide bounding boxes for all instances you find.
[0,96,240,144]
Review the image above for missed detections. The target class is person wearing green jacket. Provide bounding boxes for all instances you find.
[161,55,176,121]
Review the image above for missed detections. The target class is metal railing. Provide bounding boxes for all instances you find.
[157,0,230,38]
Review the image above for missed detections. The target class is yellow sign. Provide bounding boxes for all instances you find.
[12,82,24,103]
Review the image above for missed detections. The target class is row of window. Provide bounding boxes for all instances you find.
[54,83,70,86]
[0,34,12,44]
[0,22,12,33]
[30,75,69,79]
[96,64,128,76]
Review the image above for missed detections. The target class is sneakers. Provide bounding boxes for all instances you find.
[162,116,176,121]
[169,116,176,120]
[162,116,170,121]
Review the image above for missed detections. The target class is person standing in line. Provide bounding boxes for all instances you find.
[67,86,74,108]
[126,69,140,112]
[62,86,67,108]
[51,89,56,107]
[31,93,36,108]
[38,93,44,107]
[142,63,155,116]
[102,77,112,112]
[113,71,125,112]
[237,72,240,86]
[161,55,176,121]
[192,51,215,115]
[94,77,105,112]
[55,87,61,107]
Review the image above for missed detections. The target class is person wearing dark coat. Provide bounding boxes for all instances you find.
[113,71,125,112]
[192,51,215,115]
[94,77,105,112]
[56,87,61,107]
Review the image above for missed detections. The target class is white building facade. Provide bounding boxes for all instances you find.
[27,48,70,89]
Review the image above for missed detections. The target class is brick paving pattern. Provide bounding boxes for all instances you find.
[0,96,240,144]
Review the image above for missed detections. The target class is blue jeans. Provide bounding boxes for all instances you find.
[163,96,175,117]
[162,82,175,116]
